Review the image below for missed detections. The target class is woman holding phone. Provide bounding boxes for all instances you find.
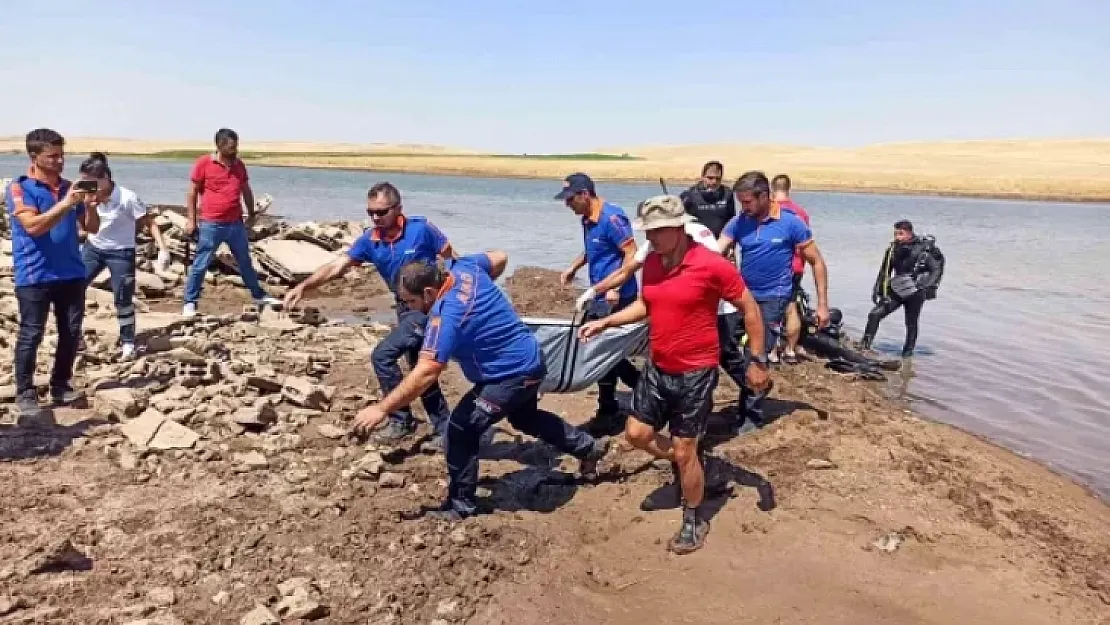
[79,152,171,359]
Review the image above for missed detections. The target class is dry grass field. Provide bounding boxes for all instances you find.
[2,136,1107,201]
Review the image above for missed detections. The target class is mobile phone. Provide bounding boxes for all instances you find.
[75,180,98,192]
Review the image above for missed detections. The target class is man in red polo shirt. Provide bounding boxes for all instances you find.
[579,195,770,555]
[772,174,811,364]
[182,128,280,317]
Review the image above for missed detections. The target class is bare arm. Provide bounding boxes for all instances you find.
[299,254,358,293]
[241,182,256,221]
[718,233,736,255]
[566,252,587,275]
[599,297,649,328]
[80,202,100,234]
[591,259,643,295]
[726,289,767,358]
[801,242,829,309]
[185,181,201,229]
[141,215,168,250]
[597,242,639,295]
[376,358,445,415]
[12,191,80,237]
[484,250,509,280]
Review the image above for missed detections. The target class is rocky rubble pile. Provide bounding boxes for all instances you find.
[1,195,370,300]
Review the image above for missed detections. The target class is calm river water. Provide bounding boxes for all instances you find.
[3,155,1108,498]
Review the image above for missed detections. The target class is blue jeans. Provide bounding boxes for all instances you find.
[184,220,266,304]
[83,244,137,344]
[370,307,451,433]
[445,363,597,516]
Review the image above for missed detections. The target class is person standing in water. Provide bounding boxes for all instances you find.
[861,219,945,357]
[79,152,171,360]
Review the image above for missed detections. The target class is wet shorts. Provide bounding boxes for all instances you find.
[629,361,718,439]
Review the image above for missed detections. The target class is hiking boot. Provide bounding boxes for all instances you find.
[420,434,445,454]
[370,419,414,444]
[668,507,710,555]
[50,384,84,406]
[120,342,137,361]
[579,436,612,480]
[182,302,198,318]
[16,390,40,419]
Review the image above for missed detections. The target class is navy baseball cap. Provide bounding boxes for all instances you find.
[554,173,595,200]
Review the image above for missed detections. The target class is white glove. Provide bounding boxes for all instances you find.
[575,287,596,312]
[156,248,172,272]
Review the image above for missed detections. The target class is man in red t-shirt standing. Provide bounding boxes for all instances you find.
[772,174,811,364]
[182,128,280,317]
[579,195,770,554]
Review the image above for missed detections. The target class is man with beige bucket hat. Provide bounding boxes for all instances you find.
[579,195,771,554]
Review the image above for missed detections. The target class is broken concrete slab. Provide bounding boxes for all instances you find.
[149,419,200,450]
[254,239,337,283]
[95,388,147,420]
[281,377,329,410]
[230,404,277,429]
[240,605,279,625]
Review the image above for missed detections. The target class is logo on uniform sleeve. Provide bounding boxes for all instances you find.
[422,315,442,352]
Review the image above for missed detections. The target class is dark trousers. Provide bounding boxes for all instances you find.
[717,312,746,388]
[445,365,596,516]
[734,298,789,424]
[864,290,926,354]
[14,279,86,394]
[83,244,137,344]
[370,306,451,434]
[584,298,641,414]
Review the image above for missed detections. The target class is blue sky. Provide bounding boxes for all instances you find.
[2,0,1105,152]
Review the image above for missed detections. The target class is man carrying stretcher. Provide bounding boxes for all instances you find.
[579,195,770,554]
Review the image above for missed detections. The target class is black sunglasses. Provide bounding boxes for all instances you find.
[366,203,399,217]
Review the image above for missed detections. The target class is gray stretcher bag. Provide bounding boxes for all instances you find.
[521,315,649,393]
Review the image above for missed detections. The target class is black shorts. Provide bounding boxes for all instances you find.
[630,361,718,439]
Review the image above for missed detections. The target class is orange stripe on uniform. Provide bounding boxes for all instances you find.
[7,182,36,215]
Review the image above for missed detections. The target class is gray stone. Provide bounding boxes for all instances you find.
[95,387,145,419]
[275,586,328,620]
[147,586,176,607]
[316,424,346,439]
[377,472,405,488]
[240,605,280,625]
[119,411,166,447]
[233,451,268,469]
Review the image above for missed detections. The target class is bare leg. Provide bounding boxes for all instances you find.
[784,301,802,355]
[625,416,675,462]
[672,436,704,508]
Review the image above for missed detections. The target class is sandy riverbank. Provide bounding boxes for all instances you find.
[3,136,1109,202]
[1,236,1106,624]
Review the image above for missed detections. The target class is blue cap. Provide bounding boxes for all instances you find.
[554,173,595,200]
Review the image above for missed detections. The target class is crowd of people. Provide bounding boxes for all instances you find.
[5,126,946,554]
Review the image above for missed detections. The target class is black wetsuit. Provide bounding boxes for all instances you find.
[862,236,945,356]
[680,184,735,238]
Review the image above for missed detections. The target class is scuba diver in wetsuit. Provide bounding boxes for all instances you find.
[861,219,945,357]
[679,160,736,239]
